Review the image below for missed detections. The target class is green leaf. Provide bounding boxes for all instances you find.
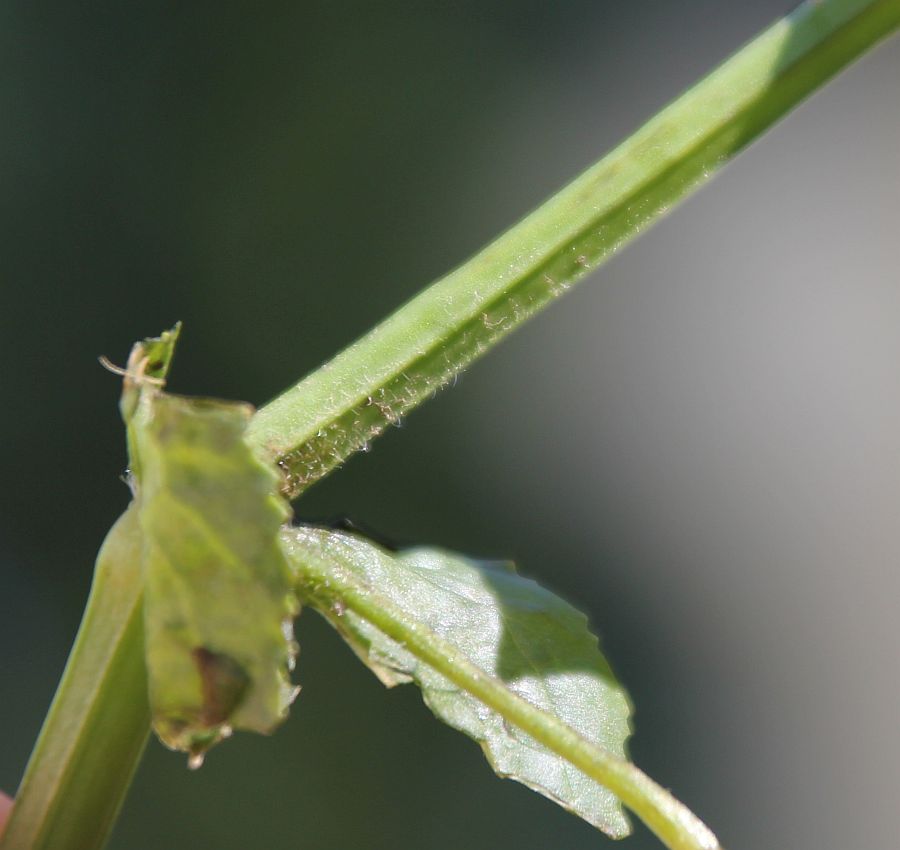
[285,526,633,837]
[121,328,299,764]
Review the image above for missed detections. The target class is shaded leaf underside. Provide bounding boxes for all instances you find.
[284,526,633,838]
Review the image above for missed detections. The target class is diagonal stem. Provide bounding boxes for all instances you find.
[4,3,899,849]
[246,0,900,498]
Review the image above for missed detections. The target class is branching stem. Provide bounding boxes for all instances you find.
[5,3,899,849]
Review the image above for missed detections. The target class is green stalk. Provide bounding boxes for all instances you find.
[5,3,898,849]
[293,549,720,850]
[0,509,149,850]
[247,0,900,498]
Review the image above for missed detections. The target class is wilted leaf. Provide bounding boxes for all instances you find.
[120,327,298,763]
[283,525,632,837]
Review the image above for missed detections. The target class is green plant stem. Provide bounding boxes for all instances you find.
[6,4,899,849]
[292,549,720,850]
[0,509,150,850]
[247,0,900,498]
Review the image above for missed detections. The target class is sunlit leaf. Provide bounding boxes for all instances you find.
[284,526,633,837]
[120,327,299,763]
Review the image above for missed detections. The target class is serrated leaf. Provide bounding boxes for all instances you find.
[120,327,298,763]
[284,526,633,837]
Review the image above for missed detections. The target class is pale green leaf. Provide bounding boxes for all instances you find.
[121,328,299,763]
[285,526,633,837]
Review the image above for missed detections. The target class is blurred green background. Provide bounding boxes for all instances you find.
[2,2,899,849]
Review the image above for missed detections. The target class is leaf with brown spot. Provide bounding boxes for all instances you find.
[119,327,299,762]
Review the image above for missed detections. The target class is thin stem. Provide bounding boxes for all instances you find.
[247,0,900,498]
[0,508,150,850]
[292,548,720,850]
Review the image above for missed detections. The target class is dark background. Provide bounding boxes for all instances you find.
[2,3,898,849]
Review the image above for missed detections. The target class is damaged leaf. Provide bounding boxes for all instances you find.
[119,327,299,763]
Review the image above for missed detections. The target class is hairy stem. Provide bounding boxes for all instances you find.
[247,0,900,497]
[0,509,149,850]
[292,544,720,850]
[6,3,899,849]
